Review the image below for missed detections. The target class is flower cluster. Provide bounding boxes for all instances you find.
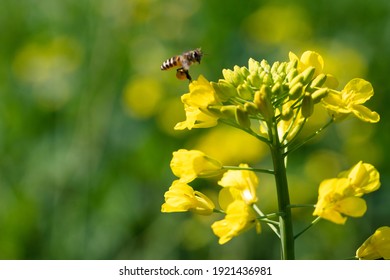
[161,51,384,256]
[161,150,261,244]
[174,51,379,146]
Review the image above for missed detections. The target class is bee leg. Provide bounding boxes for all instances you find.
[184,70,192,82]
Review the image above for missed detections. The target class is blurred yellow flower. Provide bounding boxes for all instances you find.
[170,149,223,183]
[161,180,215,215]
[313,161,380,224]
[218,164,258,204]
[322,78,380,123]
[193,126,268,165]
[123,77,163,119]
[175,75,221,130]
[356,226,390,260]
[211,200,261,244]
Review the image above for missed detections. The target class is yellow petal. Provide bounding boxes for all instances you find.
[300,51,324,76]
[218,164,258,204]
[351,104,380,123]
[344,78,374,104]
[336,197,367,217]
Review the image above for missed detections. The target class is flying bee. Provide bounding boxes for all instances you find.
[160,48,203,82]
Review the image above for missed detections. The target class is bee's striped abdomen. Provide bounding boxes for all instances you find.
[160,56,181,70]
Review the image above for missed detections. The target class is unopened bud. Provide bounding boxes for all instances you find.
[222,68,243,87]
[271,82,282,95]
[301,92,314,118]
[235,106,251,128]
[290,74,304,87]
[277,62,287,73]
[211,80,237,101]
[286,68,298,82]
[271,61,280,73]
[248,72,261,88]
[248,58,261,72]
[262,72,273,85]
[240,66,250,77]
[312,88,329,103]
[254,85,274,121]
[244,102,259,115]
[237,83,254,99]
[310,73,327,88]
[301,66,316,84]
[289,82,303,99]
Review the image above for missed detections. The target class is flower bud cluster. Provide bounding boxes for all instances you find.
[208,51,338,143]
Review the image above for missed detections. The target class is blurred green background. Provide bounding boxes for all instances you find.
[0,0,389,259]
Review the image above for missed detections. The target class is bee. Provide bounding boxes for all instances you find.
[160,48,203,82]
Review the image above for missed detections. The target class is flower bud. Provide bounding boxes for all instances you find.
[290,73,304,87]
[271,61,280,73]
[289,82,303,99]
[301,92,314,118]
[277,62,287,73]
[232,65,245,85]
[262,72,273,85]
[260,59,271,72]
[310,73,327,88]
[247,72,261,88]
[254,85,274,121]
[286,68,298,82]
[271,82,282,95]
[237,83,254,99]
[235,106,251,129]
[312,88,329,103]
[248,58,260,72]
[211,80,238,101]
[301,66,316,84]
[240,66,250,77]
[222,68,244,86]
[244,102,258,115]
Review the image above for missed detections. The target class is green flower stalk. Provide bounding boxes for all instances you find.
[161,50,383,259]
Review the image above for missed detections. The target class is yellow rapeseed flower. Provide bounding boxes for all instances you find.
[313,162,380,224]
[338,161,380,195]
[322,78,380,123]
[211,200,261,244]
[175,75,221,130]
[218,164,258,205]
[356,226,390,260]
[170,149,223,183]
[161,180,215,215]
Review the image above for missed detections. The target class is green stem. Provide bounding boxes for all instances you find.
[252,204,280,238]
[294,216,321,240]
[288,204,315,209]
[269,122,295,260]
[222,165,274,175]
